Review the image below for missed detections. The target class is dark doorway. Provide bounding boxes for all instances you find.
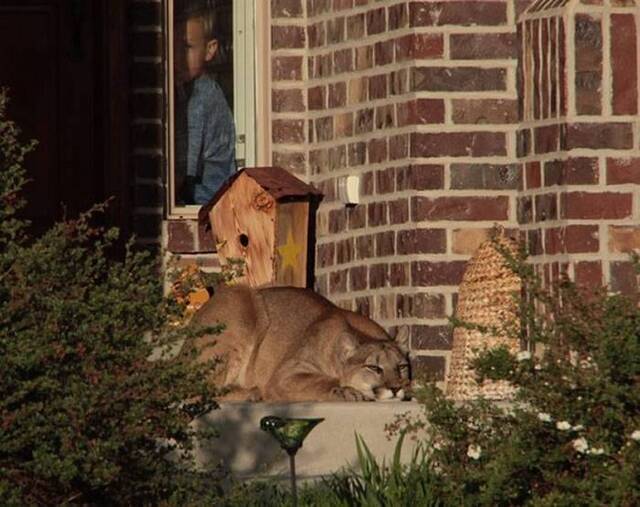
[0,0,129,239]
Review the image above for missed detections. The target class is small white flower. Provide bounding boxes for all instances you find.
[556,421,571,431]
[467,444,482,460]
[537,412,552,423]
[517,351,532,361]
[534,364,542,371]
[572,424,584,431]
[572,437,589,454]
[630,430,640,442]
[589,447,605,456]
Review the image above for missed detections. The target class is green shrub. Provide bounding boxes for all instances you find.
[223,432,445,506]
[392,241,640,506]
[0,90,223,505]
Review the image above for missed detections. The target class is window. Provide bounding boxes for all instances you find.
[166,0,261,217]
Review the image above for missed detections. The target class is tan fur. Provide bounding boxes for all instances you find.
[187,285,411,402]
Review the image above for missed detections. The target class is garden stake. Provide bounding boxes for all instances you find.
[260,416,324,507]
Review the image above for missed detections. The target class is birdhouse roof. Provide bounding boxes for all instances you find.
[198,166,323,226]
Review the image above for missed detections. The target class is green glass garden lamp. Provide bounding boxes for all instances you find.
[260,416,324,506]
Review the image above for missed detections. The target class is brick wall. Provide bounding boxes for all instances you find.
[517,0,640,294]
[272,0,529,382]
[127,0,640,383]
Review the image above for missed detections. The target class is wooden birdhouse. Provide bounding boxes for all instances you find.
[198,167,323,288]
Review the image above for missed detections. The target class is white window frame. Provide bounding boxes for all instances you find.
[165,0,266,218]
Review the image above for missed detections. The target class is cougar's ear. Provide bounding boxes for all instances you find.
[392,325,410,355]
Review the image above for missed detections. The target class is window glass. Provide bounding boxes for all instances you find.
[171,0,235,208]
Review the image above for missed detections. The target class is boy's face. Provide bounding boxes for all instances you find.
[182,16,218,81]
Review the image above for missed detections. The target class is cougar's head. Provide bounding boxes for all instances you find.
[342,326,412,401]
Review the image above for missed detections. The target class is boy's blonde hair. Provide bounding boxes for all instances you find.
[182,0,218,42]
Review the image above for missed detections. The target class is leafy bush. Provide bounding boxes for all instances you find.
[0,90,223,505]
[392,242,640,506]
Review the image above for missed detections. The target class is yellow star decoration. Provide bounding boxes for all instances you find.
[277,229,302,271]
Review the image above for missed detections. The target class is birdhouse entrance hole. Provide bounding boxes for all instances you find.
[239,234,249,248]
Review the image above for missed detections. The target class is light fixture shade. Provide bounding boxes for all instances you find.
[260,416,324,455]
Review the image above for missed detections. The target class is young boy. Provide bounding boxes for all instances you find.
[177,0,235,205]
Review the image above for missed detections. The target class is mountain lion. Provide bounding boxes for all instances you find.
[188,285,411,402]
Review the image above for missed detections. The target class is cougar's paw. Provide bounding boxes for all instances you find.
[331,386,374,401]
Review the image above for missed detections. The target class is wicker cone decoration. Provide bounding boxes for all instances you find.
[446,234,521,400]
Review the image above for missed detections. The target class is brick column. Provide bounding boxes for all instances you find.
[307,0,525,382]
[517,0,640,294]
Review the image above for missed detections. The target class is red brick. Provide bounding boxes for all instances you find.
[356,235,374,259]
[611,14,638,115]
[347,13,365,40]
[271,25,305,49]
[376,231,395,256]
[369,264,389,289]
[272,119,304,144]
[526,161,541,189]
[273,151,306,176]
[412,355,446,382]
[197,222,215,252]
[368,201,388,227]
[397,99,445,126]
[355,108,374,135]
[272,88,304,112]
[348,142,367,166]
[397,229,446,255]
[314,116,333,142]
[366,7,386,35]
[574,261,603,288]
[390,263,410,287]
[389,198,409,224]
[376,168,395,194]
[451,33,517,59]
[328,82,346,109]
[607,158,640,184]
[307,22,325,48]
[409,325,451,349]
[412,261,467,286]
[375,105,395,130]
[534,193,557,221]
[563,157,599,185]
[517,196,533,224]
[534,124,560,154]
[565,224,600,253]
[334,48,353,73]
[167,220,194,253]
[327,17,345,44]
[349,266,368,291]
[412,67,506,92]
[333,0,353,10]
[397,294,446,320]
[565,123,633,150]
[355,46,373,71]
[336,238,354,264]
[541,19,550,118]
[329,208,347,233]
[450,164,521,190]
[348,205,366,229]
[411,132,506,157]
[559,19,567,115]
[452,99,518,124]
[368,74,387,100]
[368,138,387,164]
[575,14,603,116]
[610,261,638,296]
[561,192,633,219]
[609,225,640,253]
[329,269,348,294]
[272,56,303,81]
[317,242,335,269]
[409,1,507,27]
[396,164,444,190]
[375,40,394,66]
[396,33,444,60]
[412,196,509,221]
[271,0,303,17]
[388,2,408,30]
[389,134,408,161]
